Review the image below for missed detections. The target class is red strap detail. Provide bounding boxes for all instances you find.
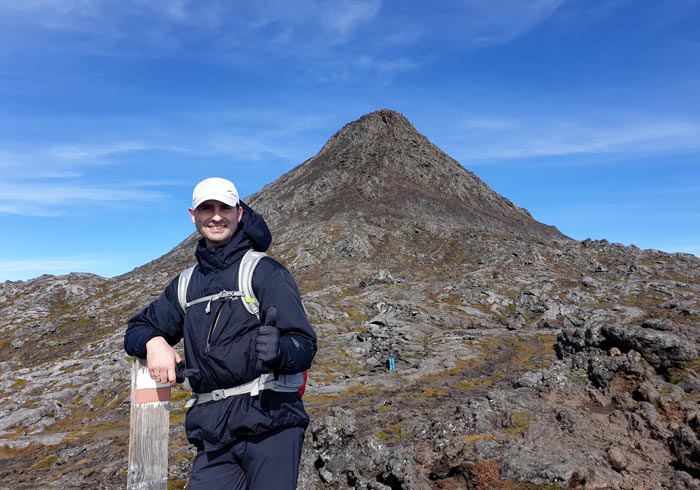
[298,371,308,397]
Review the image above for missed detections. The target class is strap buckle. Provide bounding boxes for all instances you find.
[185,394,198,409]
[211,389,226,401]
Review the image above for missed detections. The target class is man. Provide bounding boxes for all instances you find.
[124,177,316,490]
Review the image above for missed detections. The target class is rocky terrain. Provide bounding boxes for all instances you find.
[0,109,698,490]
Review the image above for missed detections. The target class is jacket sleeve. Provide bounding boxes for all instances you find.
[254,258,317,374]
[123,276,185,358]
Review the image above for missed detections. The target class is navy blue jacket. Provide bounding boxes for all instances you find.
[124,202,316,451]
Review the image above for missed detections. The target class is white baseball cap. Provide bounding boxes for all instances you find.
[191,177,240,210]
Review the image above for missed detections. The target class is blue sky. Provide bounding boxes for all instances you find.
[1,0,699,281]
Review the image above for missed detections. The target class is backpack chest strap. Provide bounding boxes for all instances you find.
[185,290,243,314]
[178,249,266,317]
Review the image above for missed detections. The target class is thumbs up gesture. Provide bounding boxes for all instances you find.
[256,306,281,366]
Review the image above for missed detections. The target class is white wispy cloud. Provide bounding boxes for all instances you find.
[318,0,381,36]
[174,109,340,162]
[0,106,330,185]
[47,141,182,161]
[0,108,332,217]
[463,0,566,47]
[0,0,210,28]
[0,0,380,44]
[451,116,700,162]
[0,140,184,180]
[645,0,700,31]
[0,168,165,217]
[199,135,290,162]
[0,183,166,217]
[461,117,518,131]
[0,184,164,204]
[0,0,564,62]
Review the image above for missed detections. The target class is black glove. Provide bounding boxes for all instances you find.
[256,306,281,366]
[175,360,187,384]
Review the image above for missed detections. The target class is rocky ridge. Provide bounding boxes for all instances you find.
[0,109,698,490]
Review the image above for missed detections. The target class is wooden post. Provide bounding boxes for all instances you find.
[127,356,171,490]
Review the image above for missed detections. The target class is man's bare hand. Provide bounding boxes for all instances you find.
[145,336,181,386]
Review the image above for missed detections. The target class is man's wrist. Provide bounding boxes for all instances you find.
[146,336,166,351]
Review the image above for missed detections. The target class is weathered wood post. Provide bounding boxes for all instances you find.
[127,356,171,490]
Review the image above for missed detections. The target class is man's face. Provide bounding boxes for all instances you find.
[189,200,243,248]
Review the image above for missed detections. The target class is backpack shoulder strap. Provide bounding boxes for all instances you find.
[177,265,196,313]
[238,249,266,319]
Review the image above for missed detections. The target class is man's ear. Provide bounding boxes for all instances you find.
[189,208,196,224]
[237,205,244,223]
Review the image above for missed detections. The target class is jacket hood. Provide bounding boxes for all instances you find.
[195,200,272,272]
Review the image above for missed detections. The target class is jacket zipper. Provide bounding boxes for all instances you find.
[205,302,225,353]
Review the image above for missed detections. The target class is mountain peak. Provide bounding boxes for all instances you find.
[251,109,566,243]
[320,108,418,149]
[317,109,436,172]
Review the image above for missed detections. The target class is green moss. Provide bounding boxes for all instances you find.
[376,423,410,441]
[506,411,534,435]
[421,387,448,397]
[684,357,700,368]
[94,387,129,410]
[91,392,115,409]
[305,393,341,404]
[30,455,57,470]
[168,478,188,489]
[171,388,192,403]
[0,337,11,352]
[457,378,493,389]
[463,434,495,444]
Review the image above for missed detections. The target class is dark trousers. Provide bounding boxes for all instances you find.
[188,426,305,490]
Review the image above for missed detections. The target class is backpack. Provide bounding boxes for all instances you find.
[177,249,307,397]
